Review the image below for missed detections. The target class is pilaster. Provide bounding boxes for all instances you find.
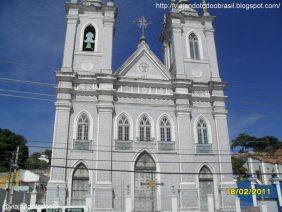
[171,19,186,79]
[204,19,220,81]
[46,90,72,205]
[94,84,114,211]
[61,8,79,72]
[102,12,115,73]
[213,110,236,211]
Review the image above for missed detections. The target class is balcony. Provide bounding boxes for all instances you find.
[196,144,212,154]
[73,140,91,150]
[158,141,175,151]
[115,140,133,150]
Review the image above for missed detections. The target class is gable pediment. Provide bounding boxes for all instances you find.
[117,42,170,80]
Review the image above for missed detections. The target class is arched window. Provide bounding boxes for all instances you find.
[199,166,213,211]
[118,115,130,141]
[189,33,200,60]
[83,25,96,51]
[160,117,171,142]
[71,163,89,205]
[197,119,208,144]
[77,113,89,140]
[139,115,151,142]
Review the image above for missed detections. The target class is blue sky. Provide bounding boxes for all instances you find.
[0,0,281,152]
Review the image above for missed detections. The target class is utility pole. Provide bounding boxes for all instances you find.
[3,146,20,212]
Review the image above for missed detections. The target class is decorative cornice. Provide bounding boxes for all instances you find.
[55,100,72,110]
[96,103,114,112]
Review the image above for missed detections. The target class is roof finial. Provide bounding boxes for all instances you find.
[83,0,103,7]
[107,0,114,6]
[171,0,177,12]
[134,16,152,42]
[202,0,210,16]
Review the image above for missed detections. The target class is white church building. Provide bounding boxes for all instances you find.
[46,0,237,211]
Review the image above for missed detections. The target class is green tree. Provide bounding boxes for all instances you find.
[231,133,256,152]
[0,128,29,172]
[44,149,52,165]
[24,152,49,170]
[231,155,248,179]
[251,136,282,153]
[231,134,281,153]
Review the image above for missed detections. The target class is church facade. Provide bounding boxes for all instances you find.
[46,0,236,211]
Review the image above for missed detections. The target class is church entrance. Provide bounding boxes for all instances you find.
[199,166,214,211]
[134,152,157,212]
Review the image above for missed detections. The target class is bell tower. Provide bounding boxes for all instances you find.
[161,0,221,82]
[46,0,117,207]
[61,0,117,74]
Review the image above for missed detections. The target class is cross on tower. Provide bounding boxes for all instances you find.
[134,16,152,42]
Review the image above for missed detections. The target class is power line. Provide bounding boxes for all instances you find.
[0,77,55,87]
[0,76,281,109]
[0,59,59,69]
[1,90,282,115]
[0,93,54,102]
[27,140,235,152]
[0,160,279,176]
[0,60,280,92]
[0,75,280,96]
[0,88,55,97]
[49,164,282,176]
[0,152,275,165]
[22,156,273,165]
[25,144,282,157]
[0,79,282,108]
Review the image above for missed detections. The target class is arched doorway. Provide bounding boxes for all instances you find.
[134,152,157,211]
[199,166,214,211]
[71,163,89,205]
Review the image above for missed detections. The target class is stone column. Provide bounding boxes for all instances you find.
[261,161,268,184]
[30,185,37,206]
[204,19,220,82]
[246,158,258,206]
[214,111,236,210]
[174,84,198,210]
[171,19,185,79]
[250,177,257,206]
[61,9,78,72]
[46,95,72,205]
[94,87,114,211]
[272,177,282,208]
[102,11,115,73]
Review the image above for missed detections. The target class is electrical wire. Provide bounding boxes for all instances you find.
[0,88,55,97]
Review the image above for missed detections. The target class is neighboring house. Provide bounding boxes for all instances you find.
[0,169,49,208]
[38,154,50,164]
[46,0,236,211]
[236,154,282,212]
[243,154,282,185]
[19,170,49,205]
[0,171,20,189]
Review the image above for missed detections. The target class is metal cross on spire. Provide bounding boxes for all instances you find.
[134,16,152,42]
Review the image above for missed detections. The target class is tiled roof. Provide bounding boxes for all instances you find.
[233,148,282,164]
